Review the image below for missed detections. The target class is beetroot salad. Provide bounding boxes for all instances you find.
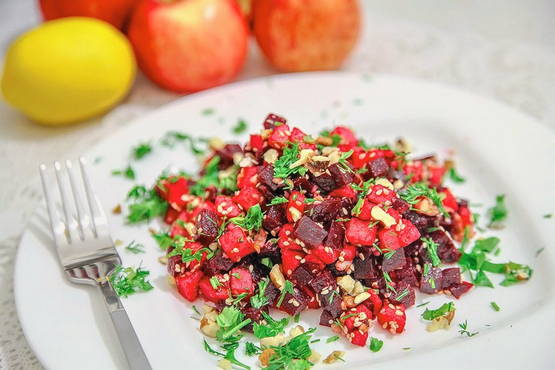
[121,113,533,369]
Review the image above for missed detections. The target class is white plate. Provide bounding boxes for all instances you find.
[15,72,555,370]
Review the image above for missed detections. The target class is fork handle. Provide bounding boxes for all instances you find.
[99,281,152,370]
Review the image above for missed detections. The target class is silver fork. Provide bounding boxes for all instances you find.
[39,158,152,370]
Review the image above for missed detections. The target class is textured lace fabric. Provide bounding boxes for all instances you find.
[1,16,554,369]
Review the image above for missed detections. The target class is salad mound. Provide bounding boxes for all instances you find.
[155,113,477,347]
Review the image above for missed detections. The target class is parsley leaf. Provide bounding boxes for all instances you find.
[201,108,215,116]
[245,342,261,356]
[421,237,441,266]
[189,156,238,196]
[276,280,294,307]
[151,230,172,250]
[125,240,145,254]
[109,265,153,297]
[490,301,501,312]
[250,279,270,309]
[126,189,167,224]
[268,196,289,206]
[421,302,455,320]
[112,165,136,180]
[160,131,207,155]
[167,235,213,263]
[458,320,478,337]
[232,119,248,134]
[132,142,152,160]
[216,306,252,342]
[273,142,308,179]
[253,312,289,339]
[127,185,148,199]
[473,270,494,288]
[369,337,384,352]
[230,204,264,232]
[399,182,448,217]
[326,336,339,343]
[266,328,316,370]
[488,194,508,227]
[448,167,465,183]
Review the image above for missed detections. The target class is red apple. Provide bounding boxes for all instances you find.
[128,0,249,93]
[39,0,138,30]
[253,0,361,72]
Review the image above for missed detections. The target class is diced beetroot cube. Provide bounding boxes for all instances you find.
[356,199,376,220]
[367,148,395,161]
[390,282,416,308]
[268,124,291,149]
[350,329,369,347]
[156,176,189,210]
[164,207,180,225]
[441,187,459,212]
[300,286,320,309]
[258,164,280,191]
[378,228,401,251]
[289,127,307,142]
[353,255,379,280]
[263,113,287,129]
[330,126,358,146]
[403,161,423,183]
[346,218,377,246]
[219,224,255,262]
[291,265,314,286]
[397,219,421,247]
[341,304,372,331]
[230,267,254,297]
[340,244,357,261]
[304,253,326,272]
[276,287,309,316]
[310,172,336,193]
[237,166,259,189]
[310,244,339,264]
[278,224,303,251]
[309,270,337,297]
[429,229,461,263]
[308,199,342,223]
[232,187,263,210]
[349,148,370,169]
[294,216,328,248]
[249,134,265,153]
[428,165,446,187]
[204,251,234,276]
[361,289,382,316]
[382,247,406,272]
[441,267,462,289]
[329,184,357,198]
[448,281,474,298]
[324,221,345,250]
[286,191,306,223]
[281,249,304,276]
[196,209,219,245]
[367,184,397,205]
[368,157,389,178]
[263,205,287,232]
[170,213,194,238]
[175,270,204,302]
[215,196,242,218]
[328,163,354,187]
[377,301,406,334]
[420,266,443,294]
[458,204,473,227]
[392,198,410,213]
[199,275,229,303]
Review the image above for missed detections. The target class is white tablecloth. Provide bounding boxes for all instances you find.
[1,1,554,369]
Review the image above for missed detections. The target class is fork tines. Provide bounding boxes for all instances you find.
[39,158,108,246]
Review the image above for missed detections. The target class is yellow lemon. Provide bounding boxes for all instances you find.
[1,17,136,125]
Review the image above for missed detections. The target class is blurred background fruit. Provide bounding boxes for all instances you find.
[253,0,361,72]
[1,17,136,125]
[128,0,249,93]
[39,0,138,30]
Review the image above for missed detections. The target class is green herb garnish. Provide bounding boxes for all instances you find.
[448,167,465,183]
[273,142,308,179]
[245,342,261,356]
[421,302,455,320]
[112,165,136,180]
[488,194,507,227]
[490,301,501,312]
[125,240,145,254]
[276,280,294,308]
[253,312,289,339]
[399,182,448,217]
[458,320,478,337]
[230,204,264,232]
[268,196,289,206]
[132,142,152,160]
[326,336,340,343]
[369,337,384,352]
[126,189,167,224]
[265,328,316,370]
[232,119,248,134]
[109,265,153,297]
[421,237,441,267]
[250,279,270,309]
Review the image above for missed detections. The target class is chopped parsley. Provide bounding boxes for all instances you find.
[160,131,207,156]
[421,302,455,320]
[112,164,136,180]
[250,279,270,309]
[190,156,236,196]
[421,237,441,267]
[490,301,501,312]
[126,189,167,224]
[125,240,145,254]
[201,108,215,116]
[319,130,342,146]
[458,320,478,337]
[209,276,222,289]
[448,167,465,183]
[488,194,508,227]
[261,257,274,268]
[544,213,553,219]
[265,328,316,370]
[167,236,213,263]
[216,306,252,342]
[276,280,294,308]
[369,337,384,352]
[127,185,148,199]
[326,336,340,343]
[273,142,308,179]
[245,342,261,356]
[232,119,248,134]
[230,204,264,231]
[399,182,448,217]
[151,230,172,250]
[253,311,289,339]
[338,150,354,172]
[132,142,152,160]
[108,265,153,297]
[203,340,249,370]
[416,301,430,308]
[383,271,396,293]
[268,196,289,206]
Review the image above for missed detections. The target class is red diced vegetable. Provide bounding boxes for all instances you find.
[199,275,229,303]
[377,301,406,334]
[346,218,377,246]
[214,196,242,218]
[232,186,263,210]
[268,124,291,149]
[230,267,254,297]
[237,166,259,189]
[175,270,204,302]
[219,224,255,262]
